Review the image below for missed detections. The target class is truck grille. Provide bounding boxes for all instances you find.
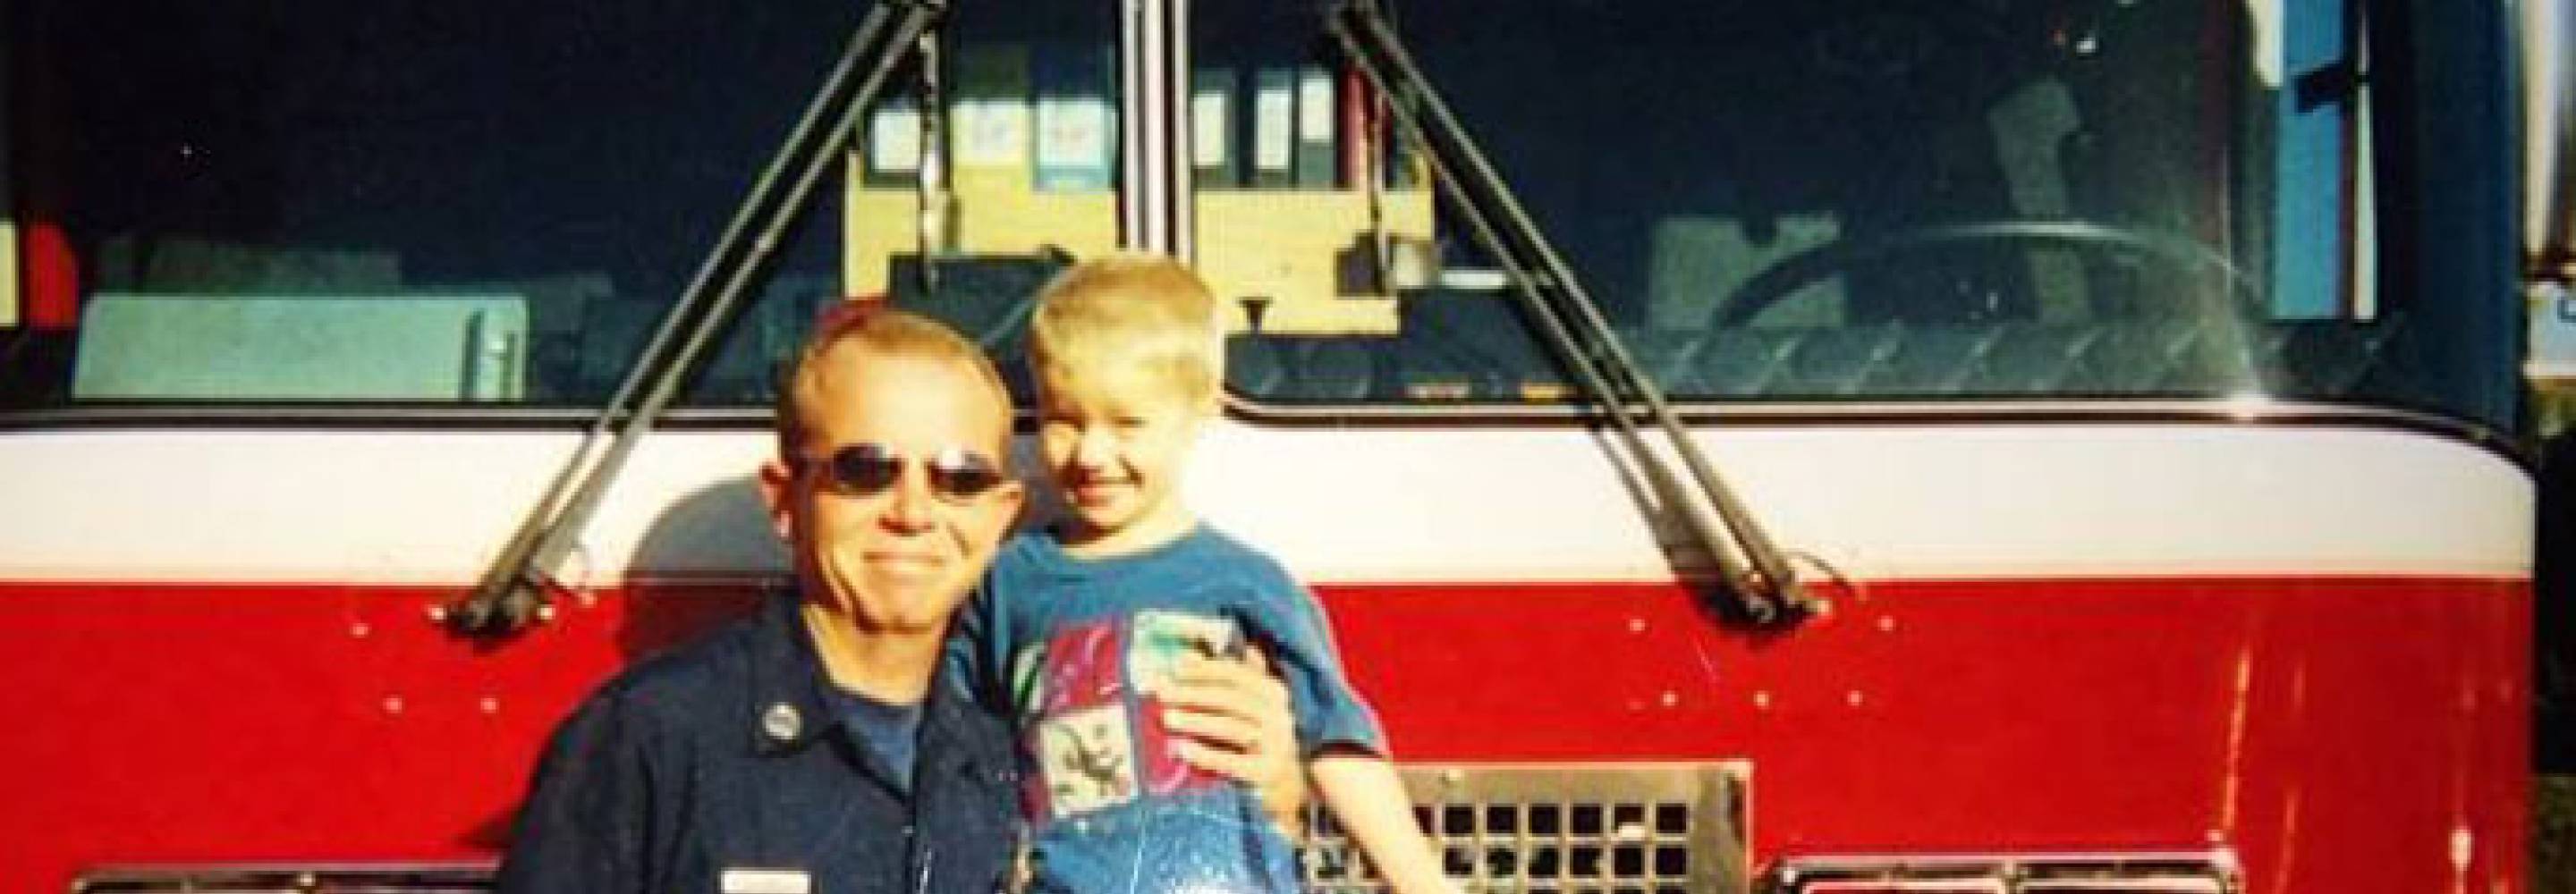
[1302,762,1750,894]
[76,763,1757,894]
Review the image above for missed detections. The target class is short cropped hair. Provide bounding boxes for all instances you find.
[1027,254,1223,405]
[775,303,1014,459]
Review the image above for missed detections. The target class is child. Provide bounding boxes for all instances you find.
[952,255,1453,894]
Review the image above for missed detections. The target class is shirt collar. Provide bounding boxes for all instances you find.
[745,590,841,755]
[743,590,1013,781]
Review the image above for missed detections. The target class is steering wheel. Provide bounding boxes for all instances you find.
[1707,220,2251,329]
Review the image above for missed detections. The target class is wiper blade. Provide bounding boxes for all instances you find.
[1329,0,1809,624]
[445,0,948,636]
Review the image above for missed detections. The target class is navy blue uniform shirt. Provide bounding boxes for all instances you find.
[496,592,1021,894]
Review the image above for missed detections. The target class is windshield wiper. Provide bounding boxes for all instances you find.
[445,0,948,636]
[1329,0,1809,625]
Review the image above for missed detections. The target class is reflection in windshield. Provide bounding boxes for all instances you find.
[3,0,864,408]
[1386,1,2245,326]
[1190,0,2510,428]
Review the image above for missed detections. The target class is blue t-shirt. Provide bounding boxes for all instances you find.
[830,687,923,792]
[950,525,1384,894]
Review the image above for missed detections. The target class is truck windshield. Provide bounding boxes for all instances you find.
[0,0,2521,434]
[1191,0,2520,430]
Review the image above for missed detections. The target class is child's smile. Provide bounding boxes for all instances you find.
[1036,365,1210,556]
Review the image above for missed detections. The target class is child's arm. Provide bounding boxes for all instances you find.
[1312,749,1459,894]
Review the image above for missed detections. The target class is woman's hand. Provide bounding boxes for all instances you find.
[1158,647,1308,835]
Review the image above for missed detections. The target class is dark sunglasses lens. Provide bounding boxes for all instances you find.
[825,445,903,494]
[821,444,1002,500]
[928,452,1004,498]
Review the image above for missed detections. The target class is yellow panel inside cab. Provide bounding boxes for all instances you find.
[845,172,1434,340]
[1,215,17,329]
[1194,189,1434,335]
[843,166,1121,299]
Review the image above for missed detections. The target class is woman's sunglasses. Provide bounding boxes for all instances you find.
[801,443,1008,502]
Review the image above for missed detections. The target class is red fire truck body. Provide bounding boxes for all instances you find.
[0,0,2549,891]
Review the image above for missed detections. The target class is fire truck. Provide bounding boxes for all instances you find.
[0,0,2557,890]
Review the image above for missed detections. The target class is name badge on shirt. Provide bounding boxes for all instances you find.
[721,868,812,894]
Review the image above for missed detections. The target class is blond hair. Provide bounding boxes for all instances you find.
[1027,254,1223,404]
[776,304,1013,459]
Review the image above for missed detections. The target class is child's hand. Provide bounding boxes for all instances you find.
[1159,647,1308,835]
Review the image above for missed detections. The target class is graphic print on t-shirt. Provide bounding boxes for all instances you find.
[1128,610,1244,694]
[1022,611,1243,822]
[1037,703,1136,815]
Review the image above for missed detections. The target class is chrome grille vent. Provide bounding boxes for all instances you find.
[1766,853,2240,894]
[77,864,494,894]
[1302,762,1750,894]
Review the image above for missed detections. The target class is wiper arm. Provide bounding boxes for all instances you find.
[445,0,948,636]
[1330,0,1809,625]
